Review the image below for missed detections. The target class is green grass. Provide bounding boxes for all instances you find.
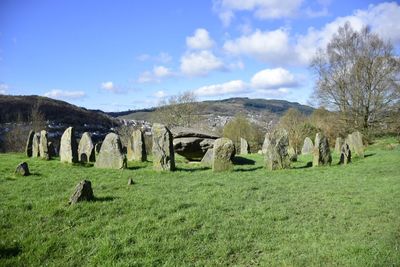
[1,138,399,266]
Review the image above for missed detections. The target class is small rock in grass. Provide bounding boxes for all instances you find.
[127,178,135,185]
[69,180,94,204]
[15,162,30,176]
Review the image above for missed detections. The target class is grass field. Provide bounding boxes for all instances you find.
[1,138,399,266]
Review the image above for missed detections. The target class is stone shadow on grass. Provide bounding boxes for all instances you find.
[0,244,21,259]
[232,156,256,165]
[235,166,263,172]
[94,196,117,202]
[364,153,375,158]
[126,166,147,170]
[175,166,210,172]
[294,161,313,169]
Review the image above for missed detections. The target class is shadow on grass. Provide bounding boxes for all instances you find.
[235,166,263,172]
[94,196,117,202]
[175,166,210,172]
[294,161,313,169]
[364,153,376,158]
[0,245,21,259]
[232,156,256,165]
[126,166,147,170]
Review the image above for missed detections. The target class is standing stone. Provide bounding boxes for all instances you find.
[94,142,102,160]
[335,137,344,154]
[339,143,351,165]
[48,142,57,157]
[349,131,364,158]
[212,138,235,172]
[301,137,313,155]
[78,132,95,163]
[32,133,40,158]
[95,133,127,169]
[262,133,271,154]
[127,129,147,162]
[39,130,50,160]
[60,127,78,163]
[201,148,213,167]
[288,147,297,162]
[264,129,291,171]
[15,162,30,176]
[313,133,332,167]
[25,130,35,157]
[152,123,175,171]
[69,180,94,204]
[240,138,250,155]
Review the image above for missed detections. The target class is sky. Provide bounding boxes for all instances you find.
[0,0,399,111]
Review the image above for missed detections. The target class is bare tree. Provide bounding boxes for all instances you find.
[277,108,307,154]
[30,100,47,132]
[311,22,400,132]
[152,91,201,127]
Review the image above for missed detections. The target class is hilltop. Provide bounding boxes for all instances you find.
[0,95,116,128]
[114,97,314,128]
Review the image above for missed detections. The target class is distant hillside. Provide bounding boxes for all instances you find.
[116,97,314,121]
[0,95,116,128]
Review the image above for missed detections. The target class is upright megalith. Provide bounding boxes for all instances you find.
[25,130,35,157]
[32,133,40,158]
[339,143,351,165]
[301,137,313,155]
[335,137,344,154]
[288,147,297,162]
[48,142,57,157]
[94,142,102,160]
[95,133,127,169]
[312,133,332,167]
[212,138,235,172]
[264,129,291,171]
[152,123,175,171]
[261,133,271,154]
[39,130,50,160]
[201,148,213,167]
[240,138,250,155]
[69,180,94,205]
[60,127,78,163]
[348,131,364,158]
[78,132,95,163]
[127,129,147,162]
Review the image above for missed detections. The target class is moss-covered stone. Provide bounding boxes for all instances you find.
[212,138,234,172]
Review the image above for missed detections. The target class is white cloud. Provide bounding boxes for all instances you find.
[186,28,215,50]
[180,50,224,76]
[295,2,400,64]
[154,90,167,98]
[153,66,171,78]
[44,89,85,100]
[194,80,247,97]
[251,68,298,89]
[214,0,303,26]
[0,83,9,94]
[137,52,172,63]
[138,65,173,83]
[101,81,116,91]
[223,29,291,63]
[193,67,298,97]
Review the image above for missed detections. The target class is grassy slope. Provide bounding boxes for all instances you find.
[0,139,399,266]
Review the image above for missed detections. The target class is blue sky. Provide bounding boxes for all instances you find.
[1,0,399,111]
